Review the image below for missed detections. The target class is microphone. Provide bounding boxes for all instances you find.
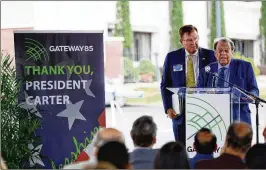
[204,66,216,88]
[211,73,217,88]
[204,66,211,73]
[209,70,266,104]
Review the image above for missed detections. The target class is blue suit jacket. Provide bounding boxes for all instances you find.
[129,148,158,169]
[189,153,214,169]
[197,59,259,124]
[160,47,216,125]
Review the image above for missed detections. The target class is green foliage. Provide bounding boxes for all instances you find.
[170,0,183,50]
[233,52,260,76]
[124,57,134,79]
[1,53,42,169]
[209,0,226,48]
[123,57,139,82]
[260,1,266,64]
[138,59,156,75]
[114,0,133,56]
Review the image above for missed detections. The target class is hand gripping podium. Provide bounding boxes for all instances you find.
[167,87,254,158]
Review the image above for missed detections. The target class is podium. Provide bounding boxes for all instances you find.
[167,87,254,158]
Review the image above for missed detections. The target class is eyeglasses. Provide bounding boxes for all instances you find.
[217,48,231,54]
[182,36,199,43]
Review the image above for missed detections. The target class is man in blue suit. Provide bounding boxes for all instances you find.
[197,37,259,124]
[160,25,216,144]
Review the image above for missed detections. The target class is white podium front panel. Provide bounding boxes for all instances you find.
[185,94,231,158]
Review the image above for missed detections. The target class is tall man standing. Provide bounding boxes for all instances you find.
[197,37,259,124]
[160,25,216,145]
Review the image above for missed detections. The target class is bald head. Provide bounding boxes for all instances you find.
[93,128,125,148]
[194,128,217,154]
[263,126,266,143]
[226,122,253,152]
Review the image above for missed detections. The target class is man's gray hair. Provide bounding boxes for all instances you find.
[130,115,157,147]
[213,37,235,51]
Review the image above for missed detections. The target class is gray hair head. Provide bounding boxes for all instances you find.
[130,115,157,147]
[213,37,235,52]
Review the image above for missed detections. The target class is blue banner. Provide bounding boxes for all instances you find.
[14,31,105,168]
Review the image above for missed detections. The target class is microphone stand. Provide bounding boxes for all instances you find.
[211,72,266,144]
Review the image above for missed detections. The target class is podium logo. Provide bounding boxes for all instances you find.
[186,96,227,142]
[25,38,49,61]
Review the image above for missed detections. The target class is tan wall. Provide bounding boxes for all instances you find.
[1,27,34,57]
[1,27,34,67]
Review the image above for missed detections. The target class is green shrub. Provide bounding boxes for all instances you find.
[233,52,260,76]
[123,57,139,82]
[138,59,156,75]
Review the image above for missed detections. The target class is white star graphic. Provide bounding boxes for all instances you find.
[56,100,86,130]
[28,144,44,167]
[84,79,95,98]
[19,91,42,118]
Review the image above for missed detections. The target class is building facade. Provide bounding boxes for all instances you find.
[1,1,263,72]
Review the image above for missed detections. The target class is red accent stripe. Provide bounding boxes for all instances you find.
[75,151,90,162]
[98,109,106,127]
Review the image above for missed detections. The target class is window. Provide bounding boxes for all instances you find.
[107,28,152,61]
[108,28,113,37]
[232,39,254,58]
[133,32,151,61]
[206,1,212,29]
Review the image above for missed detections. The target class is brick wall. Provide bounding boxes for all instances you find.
[104,37,124,82]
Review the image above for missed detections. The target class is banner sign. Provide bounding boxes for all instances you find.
[14,31,105,168]
[186,94,230,158]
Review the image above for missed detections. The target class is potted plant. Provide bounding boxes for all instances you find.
[138,59,156,83]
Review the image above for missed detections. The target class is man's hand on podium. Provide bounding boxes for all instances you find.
[167,108,178,119]
[241,95,255,103]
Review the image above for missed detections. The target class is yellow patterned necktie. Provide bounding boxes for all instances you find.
[186,55,195,87]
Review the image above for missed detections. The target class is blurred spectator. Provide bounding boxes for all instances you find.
[63,128,125,169]
[263,126,266,143]
[97,141,130,169]
[189,128,217,169]
[195,122,253,169]
[154,141,190,169]
[130,115,158,169]
[94,161,118,169]
[245,143,266,169]
[0,154,7,169]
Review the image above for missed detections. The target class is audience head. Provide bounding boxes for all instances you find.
[130,115,157,147]
[0,154,7,170]
[263,126,266,143]
[97,141,130,169]
[225,122,253,153]
[154,141,190,169]
[194,128,217,154]
[245,143,266,169]
[92,128,125,155]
